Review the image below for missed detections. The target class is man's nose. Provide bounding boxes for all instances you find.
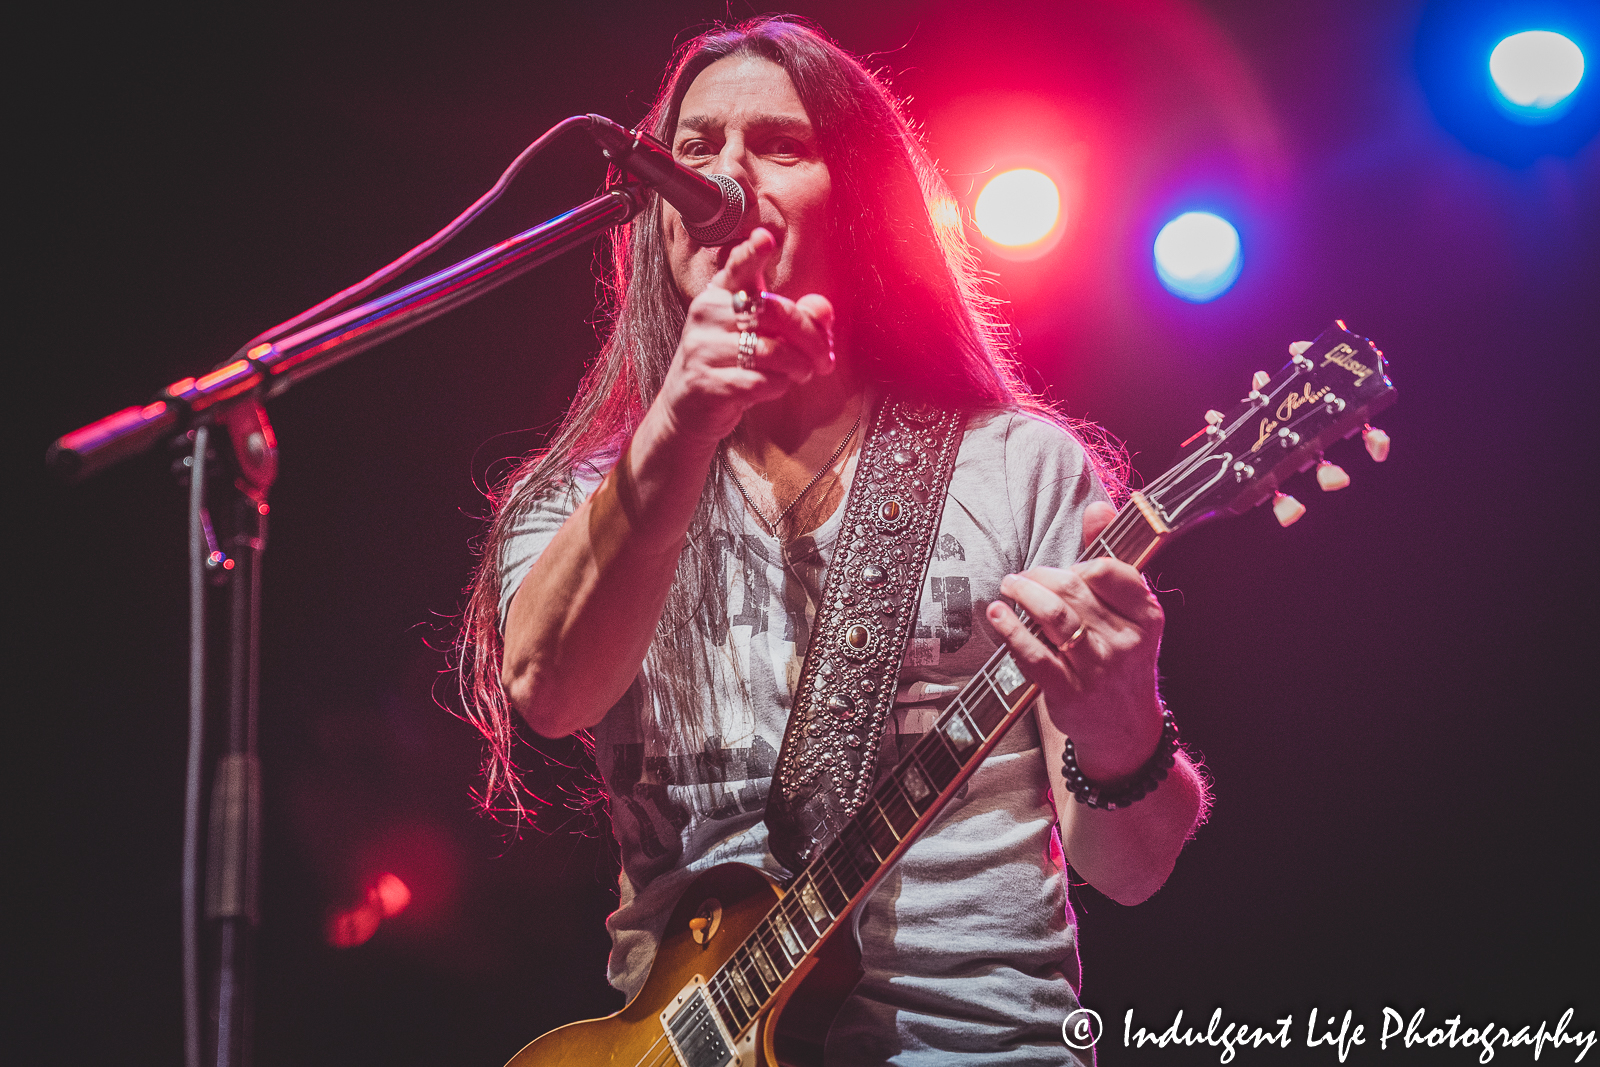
[710,139,758,230]
[713,136,757,190]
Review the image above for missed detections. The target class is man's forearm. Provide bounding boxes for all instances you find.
[1056,750,1205,905]
[500,410,717,737]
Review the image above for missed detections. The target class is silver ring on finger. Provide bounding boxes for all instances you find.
[736,330,760,369]
[1061,621,1089,651]
[732,289,765,332]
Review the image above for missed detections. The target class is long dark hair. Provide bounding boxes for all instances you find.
[457,15,1127,819]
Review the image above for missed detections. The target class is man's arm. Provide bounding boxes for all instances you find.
[1036,704,1206,904]
[501,229,835,737]
[988,500,1208,904]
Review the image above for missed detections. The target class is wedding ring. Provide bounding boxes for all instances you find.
[1062,621,1089,650]
[736,330,759,368]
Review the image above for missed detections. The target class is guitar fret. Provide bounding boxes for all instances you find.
[942,709,977,750]
[864,804,898,858]
[728,949,764,1004]
[829,836,870,898]
[916,732,962,786]
[784,894,821,946]
[884,784,920,831]
[797,877,833,928]
[726,957,759,1012]
[711,974,749,1032]
[957,703,988,744]
[838,820,883,879]
[992,654,1027,698]
[983,672,1014,707]
[852,818,888,864]
[813,852,854,911]
[753,925,793,987]
[967,688,1010,736]
[964,688,1003,735]
[748,941,779,986]
[870,796,902,842]
[770,909,803,962]
[897,763,932,810]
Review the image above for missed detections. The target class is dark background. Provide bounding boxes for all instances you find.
[18,0,1597,1063]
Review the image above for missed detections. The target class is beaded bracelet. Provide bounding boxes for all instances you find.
[1060,706,1180,810]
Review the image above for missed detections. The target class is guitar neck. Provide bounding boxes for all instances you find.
[695,496,1169,1034]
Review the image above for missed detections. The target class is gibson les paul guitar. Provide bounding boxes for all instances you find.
[506,321,1397,1067]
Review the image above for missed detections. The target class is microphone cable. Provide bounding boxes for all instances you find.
[227,114,596,362]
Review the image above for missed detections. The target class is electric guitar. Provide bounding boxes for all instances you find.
[505,322,1397,1067]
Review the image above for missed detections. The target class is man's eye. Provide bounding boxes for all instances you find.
[678,140,715,158]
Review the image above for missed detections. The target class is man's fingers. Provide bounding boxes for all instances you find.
[985,598,1063,676]
[751,291,835,378]
[709,228,776,296]
[795,294,835,377]
[1072,558,1161,624]
[1002,561,1159,646]
[1001,571,1097,650]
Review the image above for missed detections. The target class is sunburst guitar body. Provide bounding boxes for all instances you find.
[505,864,859,1067]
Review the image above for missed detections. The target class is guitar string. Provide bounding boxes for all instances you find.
[1131,361,1321,519]
[1121,363,1306,518]
[630,1030,670,1067]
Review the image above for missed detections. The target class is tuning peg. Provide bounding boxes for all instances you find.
[1273,491,1306,527]
[1288,341,1313,357]
[1251,371,1271,393]
[1181,410,1227,448]
[1362,425,1390,463]
[1316,460,1350,491]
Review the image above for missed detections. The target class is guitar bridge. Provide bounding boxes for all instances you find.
[660,974,746,1067]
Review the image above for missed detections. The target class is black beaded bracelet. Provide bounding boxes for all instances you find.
[1060,707,1180,810]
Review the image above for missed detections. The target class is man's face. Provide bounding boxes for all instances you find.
[665,56,837,306]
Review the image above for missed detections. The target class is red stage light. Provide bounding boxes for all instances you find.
[325,873,412,947]
[373,872,411,918]
[325,901,381,948]
[975,169,1062,251]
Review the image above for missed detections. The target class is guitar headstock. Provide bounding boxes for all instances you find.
[1142,321,1396,536]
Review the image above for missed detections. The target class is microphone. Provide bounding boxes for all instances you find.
[585,114,746,246]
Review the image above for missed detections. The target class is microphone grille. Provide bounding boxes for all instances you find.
[684,173,746,246]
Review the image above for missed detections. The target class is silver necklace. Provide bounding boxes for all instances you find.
[721,406,864,539]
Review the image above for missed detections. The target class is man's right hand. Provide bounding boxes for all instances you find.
[657,226,836,448]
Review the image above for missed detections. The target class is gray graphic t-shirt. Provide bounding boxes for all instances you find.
[499,410,1104,1065]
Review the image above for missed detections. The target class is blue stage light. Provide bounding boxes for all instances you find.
[1415,0,1599,165]
[1153,212,1241,302]
[1490,30,1585,122]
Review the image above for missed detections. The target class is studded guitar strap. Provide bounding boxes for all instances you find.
[765,397,966,875]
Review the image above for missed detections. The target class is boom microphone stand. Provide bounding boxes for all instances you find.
[49,175,648,1067]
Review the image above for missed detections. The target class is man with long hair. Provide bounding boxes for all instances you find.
[461,16,1206,1064]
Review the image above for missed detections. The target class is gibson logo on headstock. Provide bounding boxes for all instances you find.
[1320,343,1376,387]
[1253,383,1332,452]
